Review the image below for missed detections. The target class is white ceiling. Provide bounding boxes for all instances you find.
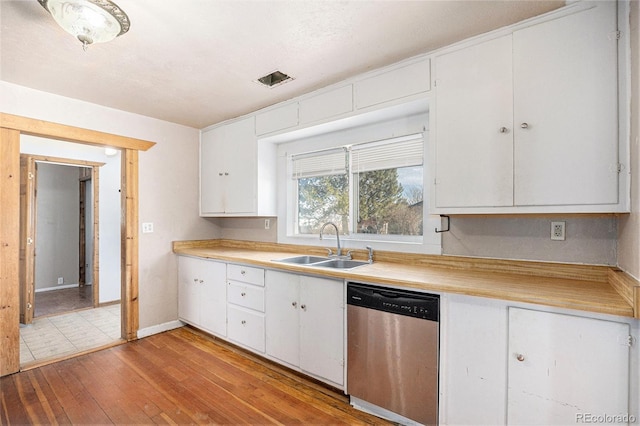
[0,0,564,129]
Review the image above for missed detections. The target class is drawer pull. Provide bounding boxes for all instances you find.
[241,320,247,325]
[241,270,246,275]
[193,278,198,282]
[516,354,525,362]
[300,304,307,311]
[241,292,246,297]
[292,301,297,308]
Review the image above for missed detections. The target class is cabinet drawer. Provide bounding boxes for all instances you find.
[227,281,265,312]
[227,306,265,353]
[227,264,264,286]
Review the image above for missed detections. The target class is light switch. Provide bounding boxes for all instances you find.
[142,222,154,233]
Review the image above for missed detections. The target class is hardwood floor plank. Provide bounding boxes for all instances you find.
[1,327,392,425]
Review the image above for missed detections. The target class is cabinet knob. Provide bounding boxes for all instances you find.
[292,301,297,308]
[241,270,246,275]
[241,292,246,297]
[499,127,509,133]
[241,320,246,325]
[193,278,198,282]
[218,172,223,176]
[300,304,307,311]
[520,122,529,129]
[224,172,229,176]
[516,354,525,362]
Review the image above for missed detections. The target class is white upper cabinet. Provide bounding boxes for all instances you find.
[433,35,514,208]
[355,58,431,110]
[299,85,353,125]
[433,1,623,213]
[512,3,618,206]
[200,116,276,216]
[255,103,299,136]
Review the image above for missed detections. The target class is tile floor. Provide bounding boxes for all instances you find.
[20,304,121,366]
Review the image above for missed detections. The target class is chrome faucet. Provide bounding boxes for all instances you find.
[319,222,347,258]
[366,245,374,264]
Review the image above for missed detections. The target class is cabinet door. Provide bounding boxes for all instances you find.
[434,35,514,208]
[178,256,203,325]
[222,117,257,214]
[198,260,227,337]
[200,117,257,215]
[200,126,226,214]
[299,276,344,385]
[265,270,300,367]
[227,306,265,353]
[513,2,618,206]
[508,308,629,424]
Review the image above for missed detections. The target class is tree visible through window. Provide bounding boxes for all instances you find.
[292,133,424,241]
[297,175,349,234]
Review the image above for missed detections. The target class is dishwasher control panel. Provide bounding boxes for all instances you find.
[347,282,439,321]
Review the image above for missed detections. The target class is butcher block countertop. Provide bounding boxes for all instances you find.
[173,239,640,319]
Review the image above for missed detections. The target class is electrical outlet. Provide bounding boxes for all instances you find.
[142,222,154,233]
[264,219,270,230]
[551,221,566,241]
[57,277,64,285]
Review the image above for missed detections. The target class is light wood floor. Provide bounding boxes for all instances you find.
[2,326,390,425]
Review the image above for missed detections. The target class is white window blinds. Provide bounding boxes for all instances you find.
[291,148,348,179]
[351,133,423,173]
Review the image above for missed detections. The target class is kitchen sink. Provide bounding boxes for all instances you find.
[313,259,369,269]
[274,256,369,270]
[275,255,329,265]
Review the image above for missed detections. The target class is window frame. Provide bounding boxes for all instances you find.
[275,110,441,255]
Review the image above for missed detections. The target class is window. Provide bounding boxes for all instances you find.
[290,134,424,242]
[352,135,424,238]
[292,148,349,234]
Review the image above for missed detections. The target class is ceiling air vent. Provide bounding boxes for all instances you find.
[255,70,294,88]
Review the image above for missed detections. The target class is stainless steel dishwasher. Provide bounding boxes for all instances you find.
[347,282,439,426]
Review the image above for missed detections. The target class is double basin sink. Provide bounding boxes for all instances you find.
[274,255,369,270]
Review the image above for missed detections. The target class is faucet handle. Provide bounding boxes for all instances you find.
[326,248,333,256]
[366,245,374,263]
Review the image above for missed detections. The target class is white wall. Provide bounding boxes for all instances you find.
[1,81,222,331]
[34,163,80,290]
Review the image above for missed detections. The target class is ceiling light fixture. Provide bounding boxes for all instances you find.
[37,0,130,51]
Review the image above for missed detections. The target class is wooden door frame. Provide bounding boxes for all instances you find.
[1,113,155,376]
[19,155,104,324]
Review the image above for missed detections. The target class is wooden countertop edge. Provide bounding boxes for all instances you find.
[172,239,637,319]
[608,269,640,319]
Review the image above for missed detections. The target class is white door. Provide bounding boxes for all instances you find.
[200,126,226,214]
[508,308,629,425]
[299,276,344,385]
[222,117,257,214]
[178,256,201,325]
[513,1,618,206]
[199,260,227,337]
[434,35,514,208]
[265,270,300,366]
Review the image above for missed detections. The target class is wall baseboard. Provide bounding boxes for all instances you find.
[35,283,91,293]
[137,320,183,339]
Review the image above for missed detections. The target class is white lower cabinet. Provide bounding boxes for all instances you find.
[441,295,634,425]
[507,308,630,425]
[226,264,265,353]
[178,256,226,337]
[265,270,344,386]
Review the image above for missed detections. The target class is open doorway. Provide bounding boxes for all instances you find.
[19,155,103,324]
[35,162,95,317]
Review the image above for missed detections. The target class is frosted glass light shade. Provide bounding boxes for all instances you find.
[38,0,130,47]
